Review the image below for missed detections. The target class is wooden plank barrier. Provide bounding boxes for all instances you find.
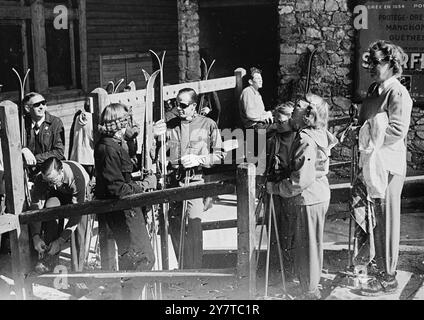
[0,100,32,299]
[19,181,236,224]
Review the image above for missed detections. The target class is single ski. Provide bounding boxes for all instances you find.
[149,49,169,270]
[305,48,318,96]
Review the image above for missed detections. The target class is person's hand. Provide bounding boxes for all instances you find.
[153,119,167,137]
[264,111,274,124]
[22,147,36,166]
[33,235,47,254]
[125,126,140,140]
[47,237,66,256]
[138,174,157,191]
[266,182,278,195]
[200,106,211,115]
[181,154,202,168]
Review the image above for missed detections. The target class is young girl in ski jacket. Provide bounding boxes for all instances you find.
[267,93,337,299]
[94,103,158,272]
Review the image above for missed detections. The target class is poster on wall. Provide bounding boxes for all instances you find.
[355,0,424,104]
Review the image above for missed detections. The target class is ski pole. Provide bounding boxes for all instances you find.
[270,195,287,294]
[178,170,190,269]
[264,192,273,298]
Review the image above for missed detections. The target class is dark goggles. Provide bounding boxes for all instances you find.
[366,56,391,68]
[177,102,192,109]
[30,100,47,108]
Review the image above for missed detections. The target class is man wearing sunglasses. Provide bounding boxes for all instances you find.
[166,88,224,269]
[21,92,65,177]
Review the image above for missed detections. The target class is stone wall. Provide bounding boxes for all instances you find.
[408,107,424,169]
[177,0,201,82]
[278,0,355,161]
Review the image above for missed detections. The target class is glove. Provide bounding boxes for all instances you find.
[47,237,66,256]
[266,182,279,195]
[124,125,140,140]
[137,174,157,191]
[153,119,167,137]
[33,235,47,254]
[22,147,37,166]
[181,154,202,168]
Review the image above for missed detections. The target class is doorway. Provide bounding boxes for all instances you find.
[199,4,279,127]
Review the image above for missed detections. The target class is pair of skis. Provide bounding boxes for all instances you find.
[197,58,215,115]
[198,59,221,126]
[142,50,170,271]
[105,79,136,94]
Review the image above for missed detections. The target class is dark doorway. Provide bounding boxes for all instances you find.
[199,4,279,128]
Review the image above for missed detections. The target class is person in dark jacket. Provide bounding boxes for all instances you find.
[95,103,166,299]
[94,103,162,272]
[265,102,296,279]
[21,92,65,177]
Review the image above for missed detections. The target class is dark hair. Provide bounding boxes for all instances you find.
[177,88,198,104]
[247,67,262,81]
[40,157,63,176]
[368,40,405,76]
[22,92,42,106]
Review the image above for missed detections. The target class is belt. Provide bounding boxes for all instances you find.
[168,166,203,182]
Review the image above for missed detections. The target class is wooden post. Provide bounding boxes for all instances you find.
[77,0,88,92]
[0,100,32,299]
[90,90,118,271]
[68,0,77,90]
[236,163,256,299]
[31,0,49,93]
[234,68,246,103]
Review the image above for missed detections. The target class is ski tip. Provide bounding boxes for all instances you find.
[114,78,125,93]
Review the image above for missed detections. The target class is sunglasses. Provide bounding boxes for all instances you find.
[30,100,47,108]
[367,56,391,68]
[177,102,192,109]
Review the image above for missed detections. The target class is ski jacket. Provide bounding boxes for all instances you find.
[166,114,224,170]
[359,76,412,177]
[94,136,155,199]
[270,127,337,205]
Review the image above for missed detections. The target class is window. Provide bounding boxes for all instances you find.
[0,0,87,96]
[46,20,73,88]
[0,24,24,92]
